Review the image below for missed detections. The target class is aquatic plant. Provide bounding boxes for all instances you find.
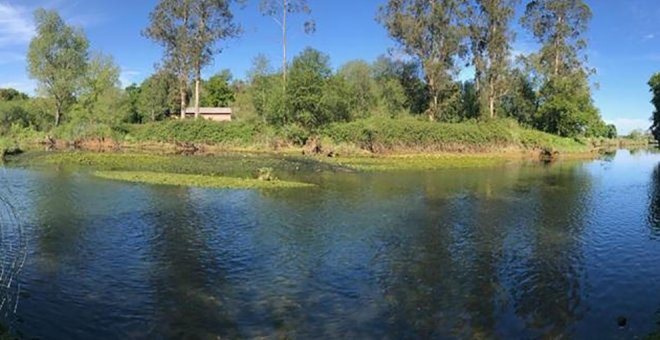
[94,171,314,190]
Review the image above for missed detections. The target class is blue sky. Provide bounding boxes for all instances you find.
[0,0,658,134]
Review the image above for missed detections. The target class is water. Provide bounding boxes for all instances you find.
[1,149,660,338]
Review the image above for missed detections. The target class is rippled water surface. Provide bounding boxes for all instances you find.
[2,149,660,338]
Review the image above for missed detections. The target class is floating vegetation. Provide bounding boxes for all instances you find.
[325,154,511,171]
[94,171,314,190]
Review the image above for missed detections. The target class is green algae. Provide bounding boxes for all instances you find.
[94,171,314,190]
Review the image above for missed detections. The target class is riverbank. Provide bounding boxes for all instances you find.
[2,118,650,160]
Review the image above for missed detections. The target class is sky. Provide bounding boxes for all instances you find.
[0,0,658,134]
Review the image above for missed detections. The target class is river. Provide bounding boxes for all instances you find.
[1,149,659,338]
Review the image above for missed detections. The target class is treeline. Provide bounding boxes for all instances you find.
[1,0,619,145]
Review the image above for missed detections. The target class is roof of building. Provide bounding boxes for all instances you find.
[184,107,232,114]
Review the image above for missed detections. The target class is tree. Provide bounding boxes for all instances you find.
[649,73,660,142]
[521,0,604,137]
[27,9,89,126]
[125,84,142,123]
[521,0,592,78]
[73,53,124,126]
[145,0,239,119]
[201,70,234,107]
[338,60,378,118]
[379,0,468,121]
[0,88,29,101]
[535,74,601,137]
[138,69,180,122]
[259,0,315,89]
[288,48,332,128]
[469,0,517,118]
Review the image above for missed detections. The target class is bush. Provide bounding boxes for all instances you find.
[129,119,275,146]
[323,117,587,152]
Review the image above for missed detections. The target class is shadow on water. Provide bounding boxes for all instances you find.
[141,185,240,338]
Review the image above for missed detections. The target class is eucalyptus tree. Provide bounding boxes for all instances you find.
[259,0,315,88]
[649,73,660,142]
[469,0,517,118]
[521,0,591,78]
[27,9,89,126]
[145,0,239,119]
[521,0,602,137]
[379,0,469,121]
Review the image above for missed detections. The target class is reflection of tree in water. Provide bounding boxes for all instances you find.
[143,186,239,338]
[509,164,590,337]
[648,165,660,239]
[32,170,87,272]
[375,164,590,338]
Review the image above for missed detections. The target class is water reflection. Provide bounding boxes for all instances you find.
[648,164,660,239]
[3,151,660,338]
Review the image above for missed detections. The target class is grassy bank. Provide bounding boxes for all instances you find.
[125,117,593,153]
[3,118,648,162]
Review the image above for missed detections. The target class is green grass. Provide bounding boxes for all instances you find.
[94,171,314,189]
[324,117,591,153]
[325,154,511,171]
[127,119,275,146]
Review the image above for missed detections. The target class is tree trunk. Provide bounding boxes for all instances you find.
[282,0,287,91]
[180,87,187,119]
[194,76,201,120]
[488,80,495,119]
[55,104,61,127]
[554,15,563,77]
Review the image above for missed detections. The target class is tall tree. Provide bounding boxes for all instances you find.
[649,73,660,142]
[379,0,469,121]
[521,0,603,137]
[27,9,89,126]
[521,0,591,78]
[144,0,193,119]
[145,0,239,119]
[189,0,240,118]
[469,0,517,118]
[259,0,315,89]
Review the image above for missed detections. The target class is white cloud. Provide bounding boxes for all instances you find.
[644,33,655,41]
[0,3,35,47]
[605,118,651,136]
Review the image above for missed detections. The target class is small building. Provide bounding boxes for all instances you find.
[184,107,232,122]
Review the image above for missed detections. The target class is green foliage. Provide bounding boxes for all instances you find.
[124,83,142,123]
[378,0,468,120]
[201,70,234,107]
[71,53,125,126]
[138,69,180,122]
[95,171,312,189]
[535,75,602,137]
[324,117,587,152]
[129,119,272,146]
[0,88,29,101]
[27,8,89,126]
[650,73,660,142]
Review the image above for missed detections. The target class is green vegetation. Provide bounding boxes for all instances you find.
[0,0,643,161]
[94,171,313,189]
[650,73,660,142]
